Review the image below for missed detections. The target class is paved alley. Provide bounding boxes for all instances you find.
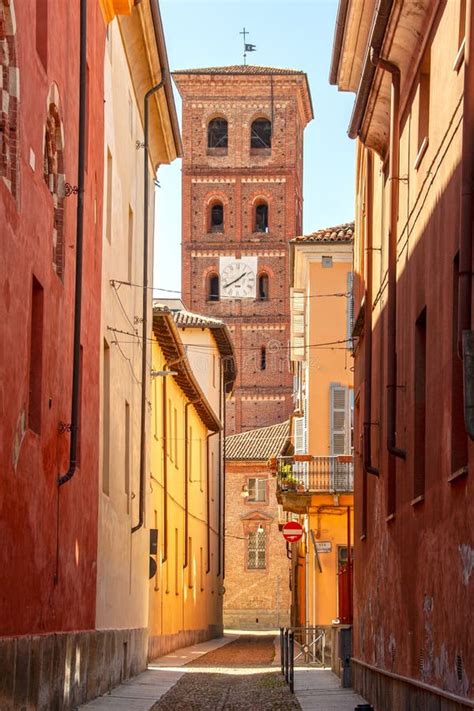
[81,632,370,710]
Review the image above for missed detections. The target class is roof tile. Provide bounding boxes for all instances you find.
[226,421,290,461]
[292,221,354,244]
[173,65,305,76]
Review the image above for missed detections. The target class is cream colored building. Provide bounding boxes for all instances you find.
[97,0,180,675]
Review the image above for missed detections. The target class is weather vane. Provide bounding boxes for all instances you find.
[240,27,256,66]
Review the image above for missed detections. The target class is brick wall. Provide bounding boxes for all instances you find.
[223,460,291,630]
[174,70,311,433]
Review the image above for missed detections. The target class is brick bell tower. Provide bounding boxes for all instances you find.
[173,66,313,434]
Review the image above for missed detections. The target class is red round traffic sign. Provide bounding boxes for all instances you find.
[282,521,304,543]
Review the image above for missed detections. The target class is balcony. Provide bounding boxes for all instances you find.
[273,455,354,513]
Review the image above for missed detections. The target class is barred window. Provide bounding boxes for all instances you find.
[208,118,228,149]
[247,478,266,503]
[248,529,266,569]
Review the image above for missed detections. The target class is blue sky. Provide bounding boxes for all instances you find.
[154,0,356,296]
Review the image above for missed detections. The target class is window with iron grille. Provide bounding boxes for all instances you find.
[247,477,266,503]
[208,118,228,148]
[251,119,271,149]
[247,529,266,569]
[255,202,269,232]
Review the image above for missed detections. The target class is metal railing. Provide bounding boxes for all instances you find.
[276,455,354,494]
[280,626,326,694]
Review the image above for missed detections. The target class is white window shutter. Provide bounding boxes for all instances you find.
[347,271,354,349]
[330,384,349,455]
[291,288,305,361]
[293,416,305,454]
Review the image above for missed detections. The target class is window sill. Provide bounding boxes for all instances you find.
[448,465,468,483]
[414,137,429,171]
[411,494,425,507]
[207,148,228,156]
[250,148,271,157]
[453,39,465,73]
[386,513,396,523]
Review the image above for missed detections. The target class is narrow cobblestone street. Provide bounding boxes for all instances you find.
[151,634,297,711]
[81,633,370,710]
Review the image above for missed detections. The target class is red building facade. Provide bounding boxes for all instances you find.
[0,0,105,706]
[331,1,473,708]
[173,66,313,434]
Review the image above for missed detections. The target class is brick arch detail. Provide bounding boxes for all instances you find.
[43,84,66,281]
[0,0,20,198]
[246,189,273,234]
[204,189,230,233]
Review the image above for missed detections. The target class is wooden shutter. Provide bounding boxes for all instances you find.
[347,271,354,349]
[293,416,305,454]
[291,288,305,361]
[330,384,349,455]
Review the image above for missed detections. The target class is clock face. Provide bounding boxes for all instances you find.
[220,258,257,298]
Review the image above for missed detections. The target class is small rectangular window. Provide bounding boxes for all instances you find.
[125,401,130,512]
[247,478,266,503]
[322,256,333,268]
[189,425,193,481]
[414,308,427,500]
[175,528,179,595]
[36,0,48,70]
[28,276,44,434]
[416,50,431,165]
[127,206,134,282]
[106,149,113,244]
[188,537,193,588]
[451,256,467,475]
[102,340,111,495]
[247,529,266,569]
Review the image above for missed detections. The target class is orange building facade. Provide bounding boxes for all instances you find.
[275,224,355,658]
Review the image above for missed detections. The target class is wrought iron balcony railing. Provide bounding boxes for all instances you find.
[274,455,354,494]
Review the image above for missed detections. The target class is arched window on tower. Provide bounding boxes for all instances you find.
[255,201,269,232]
[208,118,228,149]
[209,201,224,233]
[251,119,271,150]
[258,273,269,301]
[260,346,267,371]
[208,273,220,302]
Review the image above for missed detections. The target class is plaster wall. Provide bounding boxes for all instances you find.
[307,255,353,456]
[0,0,105,636]
[96,18,152,634]
[351,1,473,702]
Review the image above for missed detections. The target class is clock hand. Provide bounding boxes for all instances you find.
[223,271,249,289]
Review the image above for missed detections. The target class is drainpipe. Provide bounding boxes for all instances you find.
[206,432,217,574]
[363,150,380,476]
[132,72,166,533]
[58,0,87,486]
[161,372,168,563]
[459,0,474,440]
[372,52,406,460]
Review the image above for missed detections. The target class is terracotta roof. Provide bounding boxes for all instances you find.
[226,421,290,461]
[170,308,237,393]
[152,306,221,432]
[291,221,354,244]
[173,65,305,76]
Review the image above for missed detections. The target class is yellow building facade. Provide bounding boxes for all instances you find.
[148,305,236,658]
[276,224,354,648]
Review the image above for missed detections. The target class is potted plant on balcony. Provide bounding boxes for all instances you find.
[279,474,298,491]
[296,479,306,492]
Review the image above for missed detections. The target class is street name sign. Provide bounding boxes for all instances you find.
[282,521,304,543]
